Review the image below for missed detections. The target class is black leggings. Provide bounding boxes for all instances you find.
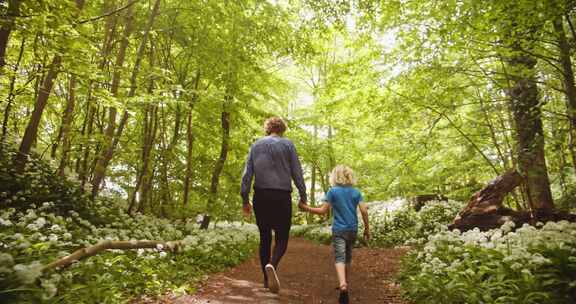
[253,188,292,282]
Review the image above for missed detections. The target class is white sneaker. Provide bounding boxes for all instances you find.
[265,264,280,293]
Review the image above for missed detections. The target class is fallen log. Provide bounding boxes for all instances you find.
[449,170,576,231]
[43,239,183,271]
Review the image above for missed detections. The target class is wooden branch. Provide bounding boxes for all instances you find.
[43,239,183,271]
[78,0,140,24]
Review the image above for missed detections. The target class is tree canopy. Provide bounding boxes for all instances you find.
[1,0,575,220]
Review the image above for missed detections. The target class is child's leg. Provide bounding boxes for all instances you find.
[333,232,348,289]
[345,263,351,284]
[335,263,347,289]
[344,231,356,287]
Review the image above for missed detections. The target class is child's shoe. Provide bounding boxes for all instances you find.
[265,264,280,293]
[338,285,349,304]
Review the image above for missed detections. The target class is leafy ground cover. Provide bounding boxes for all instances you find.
[294,198,576,303]
[292,198,465,247]
[400,221,576,303]
[0,148,258,303]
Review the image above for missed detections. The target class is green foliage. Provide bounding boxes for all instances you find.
[292,198,465,247]
[399,221,576,304]
[0,147,258,303]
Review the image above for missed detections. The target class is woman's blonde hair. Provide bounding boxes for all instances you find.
[329,165,357,186]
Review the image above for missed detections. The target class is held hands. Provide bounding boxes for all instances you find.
[298,201,309,212]
[242,202,252,218]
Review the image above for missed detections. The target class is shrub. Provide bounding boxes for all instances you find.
[292,198,465,248]
[399,221,576,304]
[0,146,259,303]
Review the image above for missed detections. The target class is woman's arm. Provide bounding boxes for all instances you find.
[302,202,331,215]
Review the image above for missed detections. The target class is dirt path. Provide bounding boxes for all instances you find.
[163,238,409,304]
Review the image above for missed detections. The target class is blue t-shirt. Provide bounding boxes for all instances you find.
[324,185,363,232]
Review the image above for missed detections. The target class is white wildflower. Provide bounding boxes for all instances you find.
[13,262,43,284]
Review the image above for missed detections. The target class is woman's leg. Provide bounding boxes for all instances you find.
[270,190,292,270]
[253,189,273,287]
[258,226,273,286]
[271,230,289,269]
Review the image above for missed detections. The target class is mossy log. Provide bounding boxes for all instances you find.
[43,239,183,271]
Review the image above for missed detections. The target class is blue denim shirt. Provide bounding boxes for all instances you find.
[240,136,307,204]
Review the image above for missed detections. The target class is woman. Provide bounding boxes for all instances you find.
[240,117,307,293]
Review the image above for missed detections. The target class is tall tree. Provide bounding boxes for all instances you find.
[502,2,554,211]
[14,0,85,171]
[91,0,161,198]
[0,0,21,72]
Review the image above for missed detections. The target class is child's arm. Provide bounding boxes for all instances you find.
[302,202,331,215]
[358,202,370,240]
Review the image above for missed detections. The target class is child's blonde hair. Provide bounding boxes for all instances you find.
[329,165,357,186]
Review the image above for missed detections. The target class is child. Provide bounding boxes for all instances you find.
[299,165,370,304]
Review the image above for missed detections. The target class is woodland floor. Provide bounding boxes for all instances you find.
[145,238,410,304]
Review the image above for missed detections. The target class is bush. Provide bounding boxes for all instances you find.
[292,198,465,248]
[399,221,576,304]
[0,146,259,303]
[0,202,259,303]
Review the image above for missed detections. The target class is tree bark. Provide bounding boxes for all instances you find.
[0,0,21,72]
[501,11,554,211]
[1,36,25,146]
[77,1,119,185]
[553,15,576,174]
[56,76,77,176]
[90,3,135,198]
[201,98,231,229]
[182,72,201,207]
[91,0,161,198]
[14,55,62,171]
[128,104,158,214]
[450,170,576,232]
[450,170,525,231]
[138,105,158,213]
[14,0,85,171]
[43,239,183,271]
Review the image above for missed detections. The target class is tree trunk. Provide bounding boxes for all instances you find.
[201,99,231,229]
[14,0,84,171]
[138,105,158,213]
[0,0,21,72]
[128,103,158,214]
[506,53,554,211]
[182,108,195,207]
[158,106,172,212]
[77,85,95,186]
[56,76,77,176]
[553,16,576,173]
[182,72,201,207]
[450,170,576,232]
[1,36,25,146]
[91,0,161,198]
[77,1,118,184]
[14,55,62,171]
[90,4,135,198]
[450,170,525,231]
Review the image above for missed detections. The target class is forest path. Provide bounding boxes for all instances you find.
[164,238,409,304]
